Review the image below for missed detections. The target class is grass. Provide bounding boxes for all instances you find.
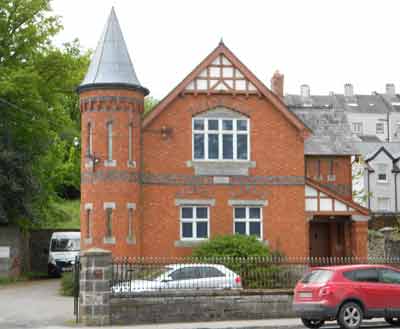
[60,272,74,296]
[42,199,80,229]
[0,272,48,286]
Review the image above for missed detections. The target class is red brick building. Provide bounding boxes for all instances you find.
[78,9,369,258]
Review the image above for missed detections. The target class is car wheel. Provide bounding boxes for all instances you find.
[338,302,363,329]
[385,317,400,327]
[301,318,325,328]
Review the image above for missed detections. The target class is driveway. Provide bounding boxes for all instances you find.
[0,279,74,328]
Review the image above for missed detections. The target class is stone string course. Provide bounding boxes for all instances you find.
[82,170,305,186]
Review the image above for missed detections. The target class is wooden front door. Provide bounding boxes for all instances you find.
[309,222,330,257]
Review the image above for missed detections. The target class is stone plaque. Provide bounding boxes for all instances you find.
[0,247,10,258]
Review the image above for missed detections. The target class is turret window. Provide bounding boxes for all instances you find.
[126,203,136,244]
[107,121,113,160]
[103,202,116,244]
[84,203,93,244]
[193,118,249,161]
[128,123,133,163]
[104,121,116,167]
[87,122,93,156]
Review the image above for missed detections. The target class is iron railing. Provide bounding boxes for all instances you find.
[110,256,400,296]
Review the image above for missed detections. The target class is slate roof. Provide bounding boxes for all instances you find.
[288,105,359,155]
[285,92,400,155]
[285,93,400,114]
[78,8,148,95]
[353,142,400,159]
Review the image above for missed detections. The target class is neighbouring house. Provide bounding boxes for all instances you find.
[353,142,400,230]
[78,8,370,258]
[285,83,400,143]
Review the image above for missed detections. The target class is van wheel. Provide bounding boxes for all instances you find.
[385,317,400,326]
[301,318,325,328]
[338,302,363,329]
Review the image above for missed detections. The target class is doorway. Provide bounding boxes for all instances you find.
[309,222,330,257]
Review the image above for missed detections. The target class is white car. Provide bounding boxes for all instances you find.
[112,263,242,294]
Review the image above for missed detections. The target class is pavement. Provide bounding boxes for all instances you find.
[0,280,391,329]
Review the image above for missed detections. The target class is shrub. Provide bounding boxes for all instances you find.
[193,235,270,257]
[192,235,287,289]
[60,272,74,296]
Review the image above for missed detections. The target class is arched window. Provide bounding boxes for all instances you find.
[192,108,249,161]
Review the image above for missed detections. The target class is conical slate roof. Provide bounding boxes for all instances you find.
[78,8,148,94]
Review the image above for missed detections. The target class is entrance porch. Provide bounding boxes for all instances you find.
[306,180,370,258]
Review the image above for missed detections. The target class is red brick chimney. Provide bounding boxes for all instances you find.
[270,70,284,98]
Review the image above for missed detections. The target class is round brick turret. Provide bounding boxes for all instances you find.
[77,8,148,257]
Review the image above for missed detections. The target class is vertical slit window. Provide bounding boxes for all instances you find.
[127,208,133,240]
[87,122,93,156]
[86,209,91,239]
[105,208,113,238]
[128,123,133,163]
[107,122,113,161]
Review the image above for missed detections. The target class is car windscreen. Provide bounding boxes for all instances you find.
[142,267,173,280]
[51,238,80,252]
[301,269,333,284]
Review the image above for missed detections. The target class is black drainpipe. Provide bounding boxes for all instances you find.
[367,169,372,210]
[394,170,399,213]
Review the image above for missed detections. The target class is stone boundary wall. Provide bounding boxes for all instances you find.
[368,230,400,258]
[111,290,295,325]
[79,248,295,326]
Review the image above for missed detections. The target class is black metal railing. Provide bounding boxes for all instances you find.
[110,256,400,296]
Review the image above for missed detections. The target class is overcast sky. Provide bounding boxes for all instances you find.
[52,0,400,100]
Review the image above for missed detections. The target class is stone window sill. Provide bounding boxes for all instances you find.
[104,160,117,167]
[126,237,136,245]
[127,160,136,168]
[103,237,116,244]
[186,160,256,176]
[174,240,207,248]
[84,238,93,245]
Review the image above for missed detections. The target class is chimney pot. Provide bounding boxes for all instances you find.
[270,70,284,98]
[300,84,310,98]
[344,83,354,97]
[386,83,395,96]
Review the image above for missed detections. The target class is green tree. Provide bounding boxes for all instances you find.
[0,0,90,226]
[144,96,159,116]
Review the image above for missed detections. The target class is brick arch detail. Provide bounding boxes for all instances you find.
[185,96,256,117]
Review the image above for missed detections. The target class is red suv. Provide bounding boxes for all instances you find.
[293,264,400,329]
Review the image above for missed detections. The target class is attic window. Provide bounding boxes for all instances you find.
[193,116,249,161]
[376,164,389,183]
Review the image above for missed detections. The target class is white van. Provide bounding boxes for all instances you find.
[48,231,80,277]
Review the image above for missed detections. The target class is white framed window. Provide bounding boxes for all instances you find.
[192,118,249,161]
[180,206,209,240]
[377,197,391,212]
[376,122,385,135]
[233,207,262,239]
[376,163,389,183]
[351,122,363,134]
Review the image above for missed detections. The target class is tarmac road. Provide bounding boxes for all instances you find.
[0,280,391,329]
